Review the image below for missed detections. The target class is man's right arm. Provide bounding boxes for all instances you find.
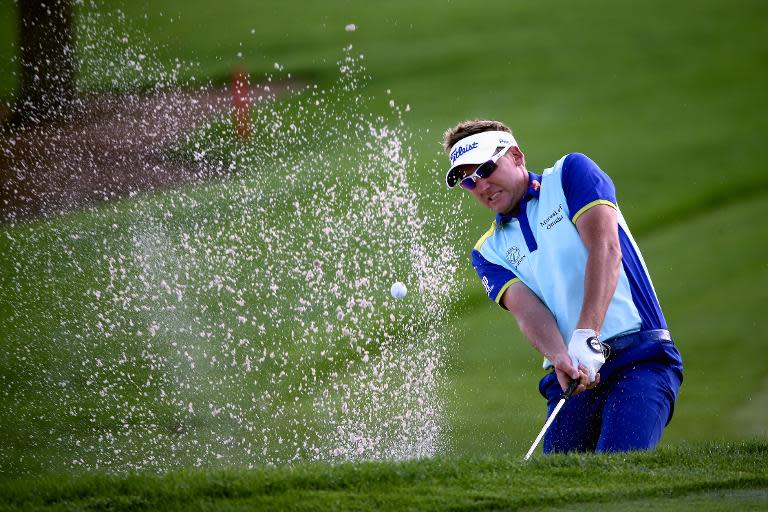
[471,243,589,392]
[501,282,590,394]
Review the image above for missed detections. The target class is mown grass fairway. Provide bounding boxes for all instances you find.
[1,0,767,509]
[1,443,766,511]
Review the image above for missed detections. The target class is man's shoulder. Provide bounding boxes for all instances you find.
[542,153,589,176]
[564,151,598,169]
[561,152,607,179]
[542,152,608,192]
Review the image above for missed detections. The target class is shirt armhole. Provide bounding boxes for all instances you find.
[495,277,521,308]
[571,199,617,224]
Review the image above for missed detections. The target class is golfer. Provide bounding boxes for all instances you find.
[443,120,683,453]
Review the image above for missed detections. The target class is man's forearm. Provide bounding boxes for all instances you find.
[503,282,586,390]
[518,313,569,364]
[503,286,568,363]
[575,205,621,335]
[577,242,620,333]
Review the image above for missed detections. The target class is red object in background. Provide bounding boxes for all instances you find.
[232,68,251,140]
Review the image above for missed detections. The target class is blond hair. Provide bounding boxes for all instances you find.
[442,119,513,152]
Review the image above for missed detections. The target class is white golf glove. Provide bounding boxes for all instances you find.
[567,329,606,384]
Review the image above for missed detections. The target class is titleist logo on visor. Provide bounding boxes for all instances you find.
[449,142,478,163]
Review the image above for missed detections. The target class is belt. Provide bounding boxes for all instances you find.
[601,329,672,358]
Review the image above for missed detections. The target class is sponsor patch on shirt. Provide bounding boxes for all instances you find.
[540,203,565,230]
[481,275,493,296]
[506,245,526,269]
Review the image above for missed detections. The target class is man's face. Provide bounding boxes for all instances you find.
[456,149,526,214]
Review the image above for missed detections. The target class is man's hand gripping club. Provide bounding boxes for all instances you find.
[565,328,606,392]
[552,329,606,394]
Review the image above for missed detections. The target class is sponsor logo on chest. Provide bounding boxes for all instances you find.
[540,203,565,230]
[506,245,526,269]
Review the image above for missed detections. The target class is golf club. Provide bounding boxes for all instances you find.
[524,379,580,460]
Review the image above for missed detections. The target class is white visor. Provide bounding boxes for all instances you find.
[445,130,518,188]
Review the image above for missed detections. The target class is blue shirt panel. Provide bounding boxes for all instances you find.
[617,224,668,330]
[471,247,517,305]
[561,153,617,219]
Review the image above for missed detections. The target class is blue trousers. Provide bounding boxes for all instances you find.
[538,334,683,453]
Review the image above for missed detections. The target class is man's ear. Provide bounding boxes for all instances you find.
[509,146,526,167]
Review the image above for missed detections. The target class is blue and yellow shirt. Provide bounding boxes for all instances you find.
[472,153,667,346]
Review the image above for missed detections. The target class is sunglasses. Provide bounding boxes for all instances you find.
[458,144,512,190]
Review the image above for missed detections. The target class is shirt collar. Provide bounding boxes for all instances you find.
[495,171,543,225]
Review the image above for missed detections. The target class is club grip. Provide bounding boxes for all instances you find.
[563,379,580,399]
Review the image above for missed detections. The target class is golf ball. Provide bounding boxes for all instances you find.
[390,282,407,299]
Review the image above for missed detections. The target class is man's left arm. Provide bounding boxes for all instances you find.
[574,204,622,334]
[561,152,621,383]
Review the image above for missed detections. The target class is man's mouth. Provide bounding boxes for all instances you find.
[489,191,501,203]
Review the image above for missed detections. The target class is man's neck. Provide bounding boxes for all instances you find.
[502,169,530,216]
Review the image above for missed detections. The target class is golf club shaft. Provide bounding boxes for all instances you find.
[524,379,580,460]
[524,396,566,460]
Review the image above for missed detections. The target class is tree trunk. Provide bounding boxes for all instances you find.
[9,0,75,126]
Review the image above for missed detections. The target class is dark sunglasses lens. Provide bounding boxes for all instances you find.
[476,161,496,178]
[459,177,476,190]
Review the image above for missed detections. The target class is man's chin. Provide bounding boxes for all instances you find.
[491,202,514,215]
[486,194,509,213]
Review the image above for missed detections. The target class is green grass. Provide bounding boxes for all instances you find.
[0,0,767,492]
[0,442,766,511]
